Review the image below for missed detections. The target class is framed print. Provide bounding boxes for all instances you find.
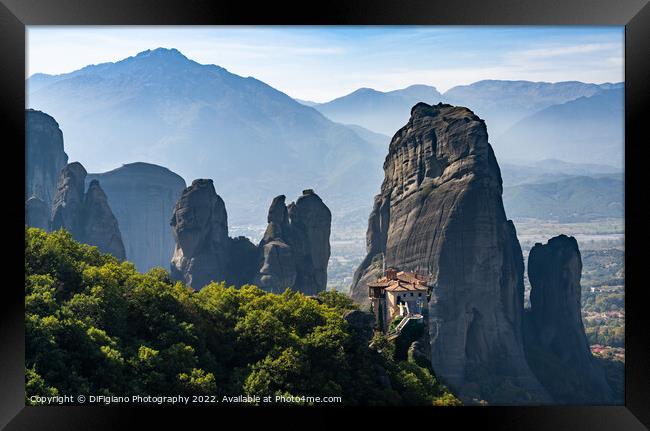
[1,0,649,429]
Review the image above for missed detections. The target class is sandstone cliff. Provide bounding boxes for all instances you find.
[288,190,332,295]
[26,109,68,210]
[524,235,613,403]
[87,162,186,272]
[255,195,298,293]
[170,183,331,294]
[51,162,87,235]
[81,180,128,261]
[256,190,331,294]
[351,102,548,403]
[170,179,235,289]
[50,162,126,260]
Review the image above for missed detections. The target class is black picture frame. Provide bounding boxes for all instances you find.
[1,0,648,429]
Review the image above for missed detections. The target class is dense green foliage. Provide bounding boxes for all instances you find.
[584,321,624,347]
[25,227,459,406]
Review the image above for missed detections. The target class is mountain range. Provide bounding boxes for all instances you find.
[442,80,622,136]
[308,84,443,136]
[495,89,624,167]
[307,80,623,167]
[27,48,384,227]
[28,47,624,231]
[503,174,623,222]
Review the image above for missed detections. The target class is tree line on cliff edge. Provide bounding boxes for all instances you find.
[25,227,459,406]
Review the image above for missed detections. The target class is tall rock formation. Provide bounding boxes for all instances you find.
[170,183,331,294]
[256,190,331,294]
[288,190,332,295]
[351,102,548,403]
[170,179,234,289]
[256,195,297,293]
[25,109,68,210]
[524,235,613,404]
[50,162,87,235]
[87,162,186,272]
[50,162,126,260]
[81,180,128,261]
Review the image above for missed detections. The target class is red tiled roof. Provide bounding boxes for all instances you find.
[395,271,426,283]
[368,270,431,293]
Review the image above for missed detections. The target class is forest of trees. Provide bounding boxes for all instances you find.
[25,227,459,406]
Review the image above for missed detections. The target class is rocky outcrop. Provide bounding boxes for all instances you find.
[81,180,127,260]
[524,235,613,404]
[50,162,126,260]
[26,109,68,209]
[87,162,186,272]
[350,102,548,404]
[288,190,332,295]
[170,184,331,294]
[255,190,331,294]
[51,162,87,235]
[256,240,297,293]
[25,197,49,230]
[170,179,233,289]
[255,195,297,292]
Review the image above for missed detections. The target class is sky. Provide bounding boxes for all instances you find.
[27,26,624,102]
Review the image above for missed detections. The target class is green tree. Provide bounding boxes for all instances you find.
[25,226,458,405]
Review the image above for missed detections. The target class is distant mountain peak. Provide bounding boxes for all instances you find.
[312,84,444,135]
[351,87,380,95]
[399,84,439,92]
[135,47,187,59]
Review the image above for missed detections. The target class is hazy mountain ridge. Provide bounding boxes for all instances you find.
[500,159,622,187]
[442,80,620,129]
[294,98,318,107]
[312,85,443,135]
[494,89,624,167]
[499,159,623,222]
[308,80,623,167]
[27,48,384,227]
[343,124,391,148]
[28,49,623,230]
[503,175,623,222]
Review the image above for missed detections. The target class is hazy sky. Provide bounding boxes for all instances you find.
[27,26,624,102]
